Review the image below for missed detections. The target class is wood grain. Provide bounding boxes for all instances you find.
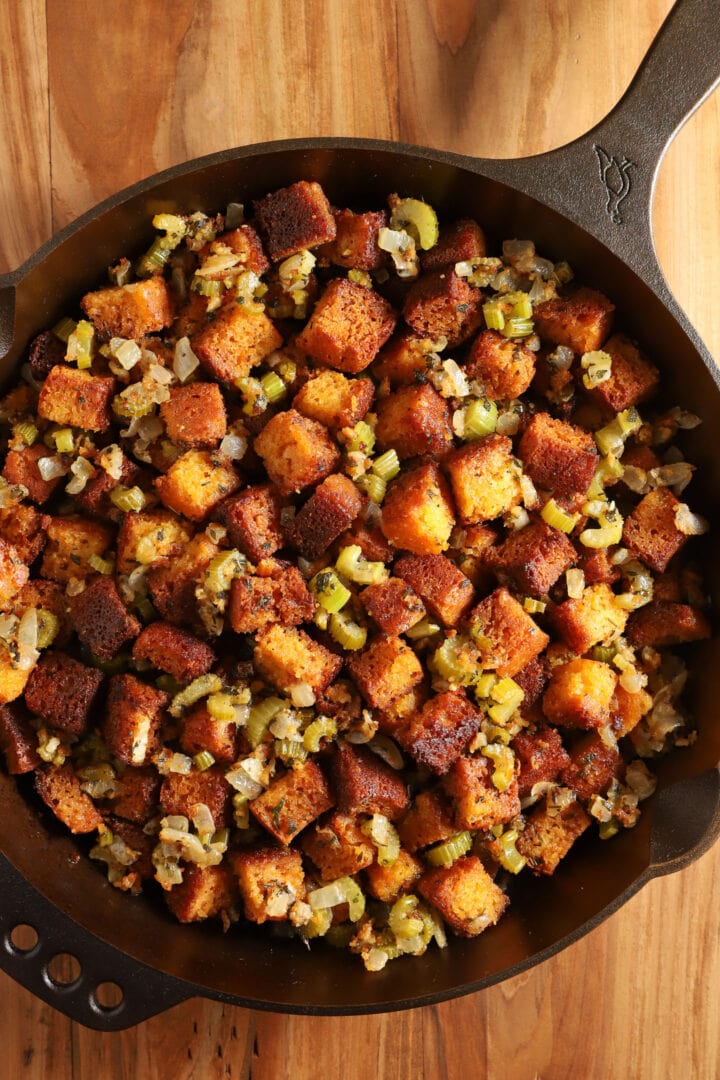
[2,1,720,1077]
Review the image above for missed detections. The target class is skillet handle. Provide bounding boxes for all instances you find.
[475,0,720,302]
[648,768,720,876]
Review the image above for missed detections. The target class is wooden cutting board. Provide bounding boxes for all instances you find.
[1,2,719,1076]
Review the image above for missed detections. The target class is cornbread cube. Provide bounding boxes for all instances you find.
[512,727,570,798]
[253,624,342,694]
[179,702,240,764]
[397,787,456,852]
[444,435,522,524]
[216,487,282,567]
[81,275,174,339]
[74,451,141,520]
[516,796,591,875]
[373,332,436,387]
[611,684,652,737]
[394,554,475,627]
[116,509,192,575]
[485,519,576,597]
[296,278,396,374]
[418,855,508,937]
[25,651,104,735]
[513,657,548,710]
[0,538,29,608]
[364,848,423,903]
[577,548,620,587]
[626,601,711,649]
[622,488,689,573]
[588,333,660,412]
[360,577,425,636]
[347,635,424,711]
[160,766,233,828]
[332,741,409,820]
[160,383,227,449]
[319,208,387,270]
[69,576,141,661]
[465,330,536,400]
[0,644,32,705]
[375,383,453,461]
[518,413,598,500]
[251,759,335,844]
[444,755,520,831]
[230,846,306,923]
[381,462,455,555]
[403,269,482,348]
[287,473,363,559]
[40,515,114,584]
[132,622,216,684]
[469,587,549,677]
[2,445,64,505]
[533,286,615,354]
[37,365,115,432]
[375,683,428,738]
[147,533,219,626]
[553,582,628,654]
[112,766,160,824]
[28,329,66,380]
[165,864,239,923]
[172,292,210,340]
[254,180,336,261]
[421,218,486,271]
[396,691,482,775]
[343,522,394,564]
[191,303,283,384]
[34,763,104,834]
[647,570,683,603]
[0,702,41,774]
[542,658,617,729]
[301,812,376,880]
[104,674,169,765]
[293,369,374,431]
[219,224,269,275]
[560,733,620,801]
[229,565,315,633]
[154,449,240,522]
[253,409,340,496]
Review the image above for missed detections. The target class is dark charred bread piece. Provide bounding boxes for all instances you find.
[318,208,387,270]
[403,269,482,348]
[395,691,482,775]
[111,766,160,825]
[69,576,141,661]
[484,519,576,597]
[332,741,409,820]
[626,601,711,649]
[622,488,690,573]
[421,218,486,271]
[0,702,41,773]
[160,765,233,828]
[532,286,615,354]
[28,330,67,380]
[132,622,216,684]
[103,674,169,766]
[25,651,105,736]
[512,727,570,798]
[560,733,622,801]
[394,553,475,628]
[518,413,598,500]
[35,763,104,834]
[287,473,363,559]
[360,577,426,636]
[253,180,337,261]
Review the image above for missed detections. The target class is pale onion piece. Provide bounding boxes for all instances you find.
[589,794,614,823]
[671,408,701,429]
[0,613,19,641]
[109,837,140,867]
[548,345,575,370]
[191,802,216,835]
[566,568,585,599]
[150,383,171,405]
[225,202,244,228]
[520,781,557,810]
[625,760,657,800]
[218,433,248,461]
[289,900,313,928]
[432,358,469,399]
[206,523,228,545]
[0,480,29,509]
[598,725,618,749]
[496,408,521,436]
[99,444,125,480]
[506,506,530,531]
[396,934,424,955]
[621,465,648,494]
[109,337,142,370]
[675,503,708,535]
[308,882,346,910]
[377,226,418,278]
[162,752,193,775]
[38,455,68,481]
[452,407,467,439]
[225,765,264,799]
[265,886,296,919]
[290,682,316,708]
[136,415,164,443]
[364,948,389,972]
[269,709,300,739]
[65,577,85,597]
[16,607,39,671]
[162,815,189,832]
[619,668,648,693]
[173,337,200,383]
[159,827,223,867]
[649,463,694,493]
[149,362,173,386]
[368,734,404,771]
[195,251,243,277]
[65,455,97,494]
[519,473,539,509]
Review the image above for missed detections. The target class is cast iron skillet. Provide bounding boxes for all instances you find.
[1,0,719,1032]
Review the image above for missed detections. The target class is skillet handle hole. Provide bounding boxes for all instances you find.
[46,952,82,988]
[8,924,39,954]
[93,981,124,1011]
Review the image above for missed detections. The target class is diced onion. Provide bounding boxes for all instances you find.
[290,682,316,708]
[566,568,585,599]
[37,455,68,481]
[218,433,248,461]
[173,337,200,382]
[225,765,264,799]
[675,503,708,535]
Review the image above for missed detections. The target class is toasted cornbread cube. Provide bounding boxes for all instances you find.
[589,333,660,412]
[396,691,481,775]
[132,622,216,684]
[364,848,423,903]
[381,462,455,555]
[611,684,652,736]
[287,473,363,559]
[229,565,315,633]
[319,208,387,270]
[332,741,409,820]
[253,624,342,693]
[444,755,520,831]
[0,538,29,608]
[376,383,453,462]
[397,787,456,852]
[560,733,620,801]
[533,286,615,354]
[147,533,219,626]
[470,587,549,677]
[34,763,104,834]
[373,332,436,387]
[296,278,396,374]
[301,812,376,880]
[518,413,598,500]
[254,180,336,260]
[516,796,591,875]
[0,702,41,774]
[577,548,620,587]
[42,518,113,590]
[254,409,340,496]
[38,365,115,432]
[422,218,486,271]
[293,369,374,431]
[375,683,428,738]
[217,224,269,274]
[81,275,174,339]
[251,759,335,844]
[465,330,536,400]
[626,601,711,649]
[160,383,227,449]
[622,488,689,573]
[172,292,210,340]
[165,864,239,923]
[485,519,576,597]
[418,855,508,937]
[512,657,548,711]
[347,635,424,711]
[28,329,66,380]
[160,766,233,828]
[69,576,140,661]
[360,577,425,636]
[343,522,394,564]
[179,702,239,764]
[25,650,104,735]
[0,644,32,705]
[111,767,160,824]
[116,508,192,575]
[543,658,617,729]
[403,269,482,348]
[219,484,284,563]
[74,451,140,521]
[2,444,64,505]
[512,727,570,798]
[191,303,283,384]
[230,846,306,923]
[553,582,628,654]
[394,554,475,628]
[104,674,169,765]
[155,449,240,522]
[444,435,522,524]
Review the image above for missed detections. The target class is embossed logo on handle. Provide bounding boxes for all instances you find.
[594,144,635,224]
